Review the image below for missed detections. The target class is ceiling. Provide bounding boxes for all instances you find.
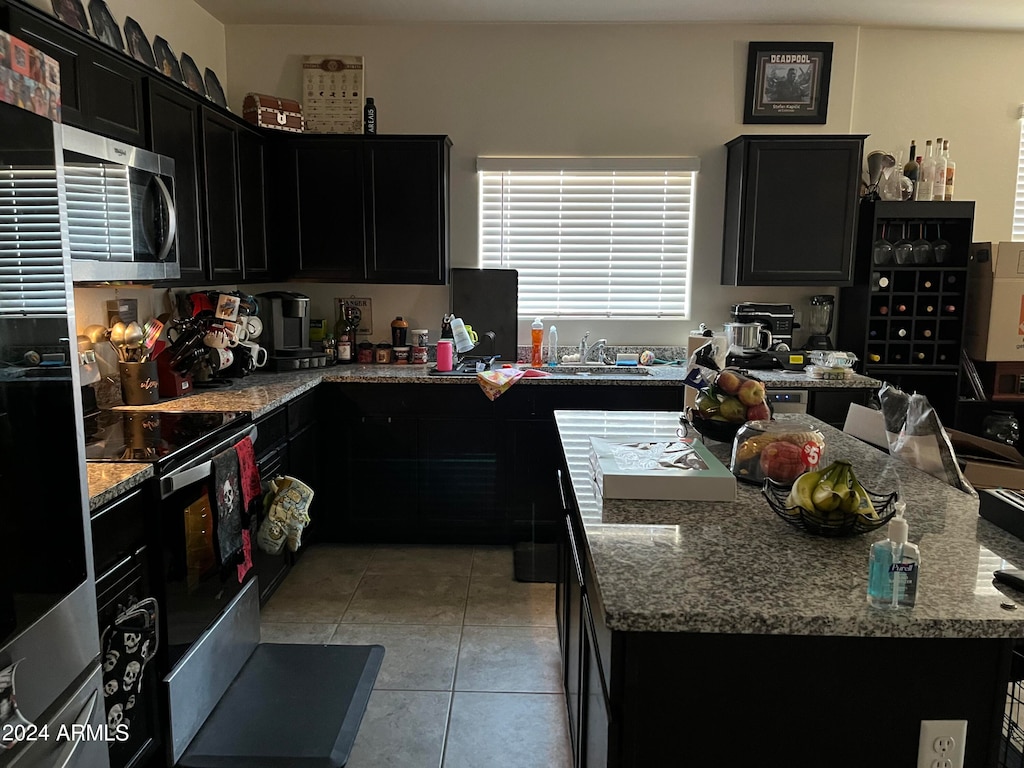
[193,0,1024,31]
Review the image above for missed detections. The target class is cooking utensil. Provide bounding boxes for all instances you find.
[125,322,144,362]
[110,322,127,362]
[84,324,109,345]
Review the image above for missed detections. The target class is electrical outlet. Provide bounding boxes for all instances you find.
[917,720,967,768]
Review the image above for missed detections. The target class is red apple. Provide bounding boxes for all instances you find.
[716,369,745,395]
[737,379,766,407]
[745,402,771,422]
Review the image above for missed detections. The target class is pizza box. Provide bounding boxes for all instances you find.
[589,436,737,501]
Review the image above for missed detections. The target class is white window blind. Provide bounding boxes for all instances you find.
[64,162,133,261]
[1014,116,1024,240]
[0,164,66,317]
[478,157,699,319]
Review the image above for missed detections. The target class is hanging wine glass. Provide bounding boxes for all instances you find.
[872,223,894,265]
[932,222,952,265]
[893,223,914,265]
[911,222,933,265]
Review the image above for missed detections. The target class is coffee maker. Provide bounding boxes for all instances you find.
[257,291,312,370]
[726,302,804,370]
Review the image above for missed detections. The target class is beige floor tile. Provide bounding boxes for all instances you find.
[260,580,355,623]
[346,689,450,768]
[442,692,571,768]
[465,576,556,627]
[454,626,562,693]
[470,545,515,579]
[366,545,475,577]
[342,574,468,625]
[330,624,462,691]
[260,621,336,644]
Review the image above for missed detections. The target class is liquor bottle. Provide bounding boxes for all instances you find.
[364,98,377,135]
[336,307,356,364]
[932,137,947,200]
[942,140,955,200]
[915,141,934,201]
[903,140,919,197]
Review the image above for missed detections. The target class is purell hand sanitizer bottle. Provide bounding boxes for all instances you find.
[867,502,920,609]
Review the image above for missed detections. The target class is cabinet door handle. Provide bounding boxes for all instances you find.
[565,515,584,588]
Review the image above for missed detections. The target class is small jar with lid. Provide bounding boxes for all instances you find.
[375,342,393,364]
[393,345,411,364]
[730,420,826,484]
[357,341,374,364]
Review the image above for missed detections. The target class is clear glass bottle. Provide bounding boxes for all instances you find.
[932,137,946,201]
[915,141,934,201]
[942,140,955,200]
[867,502,920,608]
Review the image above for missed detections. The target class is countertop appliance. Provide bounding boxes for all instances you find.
[86,408,274,765]
[0,102,110,766]
[64,124,179,283]
[727,303,805,370]
[258,291,312,370]
[805,294,836,350]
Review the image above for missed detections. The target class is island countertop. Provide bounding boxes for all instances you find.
[554,410,1024,639]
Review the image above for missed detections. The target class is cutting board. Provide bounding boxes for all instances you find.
[451,268,518,362]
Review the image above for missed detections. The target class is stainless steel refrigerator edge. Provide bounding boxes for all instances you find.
[0,102,109,767]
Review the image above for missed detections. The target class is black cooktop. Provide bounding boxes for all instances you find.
[85,410,251,468]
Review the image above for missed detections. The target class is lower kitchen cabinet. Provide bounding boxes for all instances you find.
[807,388,873,428]
[317,383,683,544]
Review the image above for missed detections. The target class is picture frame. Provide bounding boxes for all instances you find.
[51,0,89,34]
[88,0,123,52]
[123,17,155,69]
[743,41,833,124]
[152,36,183,84]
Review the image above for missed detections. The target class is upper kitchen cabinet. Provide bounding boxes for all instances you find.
[2,2,145,145]
[201,107,243,283]
[267,134,451,284]
[721,135,865,286]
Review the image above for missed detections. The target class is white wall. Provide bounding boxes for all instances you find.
[223,20,1024,348]
[23,0,227,95]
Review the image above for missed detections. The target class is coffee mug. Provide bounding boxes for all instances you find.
[209,347,233,373]
[203,326,232,349]
[222,320,249,346]
[240,340,268,368]
[463,325,480,344]
[243,315,263,339]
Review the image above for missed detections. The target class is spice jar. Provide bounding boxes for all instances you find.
[375,343,392,364]
[357,341,374,364]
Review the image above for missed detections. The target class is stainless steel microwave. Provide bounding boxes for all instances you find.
[63,124,180,282]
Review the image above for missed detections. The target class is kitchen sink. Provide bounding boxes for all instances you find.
[553,365,652,376]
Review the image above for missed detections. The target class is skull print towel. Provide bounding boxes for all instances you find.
[212,446,243,565]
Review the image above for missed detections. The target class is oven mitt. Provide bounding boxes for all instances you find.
[101,598,159,736]
[257,475,314,554]
[211,447,243,565]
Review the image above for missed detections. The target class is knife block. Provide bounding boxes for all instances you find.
[157,355,193,398]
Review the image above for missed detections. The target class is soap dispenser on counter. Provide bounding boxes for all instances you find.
[867,502,919,609]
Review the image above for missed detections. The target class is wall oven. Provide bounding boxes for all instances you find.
[0,102,108,766]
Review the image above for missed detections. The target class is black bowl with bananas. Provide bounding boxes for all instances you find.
[761,460,898,537]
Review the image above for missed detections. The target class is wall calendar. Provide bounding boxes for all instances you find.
[302,55,364,134]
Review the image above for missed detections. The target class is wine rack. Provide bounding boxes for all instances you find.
[838,199,975,425]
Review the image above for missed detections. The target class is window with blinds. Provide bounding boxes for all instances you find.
[478,158,699,319]
[0,164,66,317]
[1015,118,1024,240]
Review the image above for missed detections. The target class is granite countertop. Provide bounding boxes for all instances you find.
[555,410,1024,639]
[87,463,153,511]
[85,365,880,508]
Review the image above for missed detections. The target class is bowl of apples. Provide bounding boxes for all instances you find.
[685,368,772,443]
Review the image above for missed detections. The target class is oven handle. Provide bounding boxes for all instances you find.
[160,424,258,498]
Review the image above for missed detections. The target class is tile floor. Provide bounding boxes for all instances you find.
[260,544,572,768]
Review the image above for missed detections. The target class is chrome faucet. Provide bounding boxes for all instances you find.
[581,335,609,364]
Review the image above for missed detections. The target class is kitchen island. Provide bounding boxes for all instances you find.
[554,410,1024,767]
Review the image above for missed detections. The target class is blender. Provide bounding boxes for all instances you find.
[805,295,835,350]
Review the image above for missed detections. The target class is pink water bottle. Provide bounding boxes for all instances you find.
[436,340,453,372]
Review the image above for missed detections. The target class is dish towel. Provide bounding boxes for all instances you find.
[211,447,243,566]
[233,436,262,583]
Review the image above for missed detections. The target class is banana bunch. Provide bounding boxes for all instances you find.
[785,461,878,522]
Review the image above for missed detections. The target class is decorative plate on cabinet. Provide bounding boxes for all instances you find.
[204,68,227,108]
[123,17,155,68]
[51,0,89,33]
[87,0,123,52]
[179,52,206,97]
[152,35,183,84]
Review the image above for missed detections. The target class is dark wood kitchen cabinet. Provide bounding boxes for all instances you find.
[721,135,865,286]
[267,134,451,284]
[201,108,244,283]
[3,2,145,145]
[837,199,975,425]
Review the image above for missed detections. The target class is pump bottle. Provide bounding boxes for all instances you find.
[866,502,920,608]
[531,318,544,367]
[546,325,558,366]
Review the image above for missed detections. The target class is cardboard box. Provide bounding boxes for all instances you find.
[947,428,1024,490]
[589,436,737,501]
[966,242,1024,361]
